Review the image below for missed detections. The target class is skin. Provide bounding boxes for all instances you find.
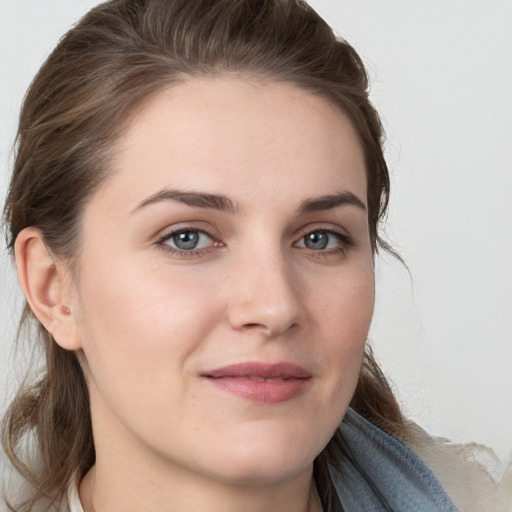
[17,77,375,512]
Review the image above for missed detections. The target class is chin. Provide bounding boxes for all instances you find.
[200,426,324,485]
[212,455,313,486]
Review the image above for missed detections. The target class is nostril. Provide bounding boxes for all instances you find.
[238,321,298,337]
[238,322,271,333]
[243,323,264,329]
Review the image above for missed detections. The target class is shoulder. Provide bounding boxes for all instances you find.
[330,408,457,511]
[405,421,512,512]
[330,408,512,512]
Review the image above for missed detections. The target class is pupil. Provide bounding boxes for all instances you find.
[174,231,199,250]
[305,232,328,250]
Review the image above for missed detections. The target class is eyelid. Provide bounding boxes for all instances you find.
[154,224,223,257]
[153,220,221,242]
[294,223,352,242]
[293,225,355,253]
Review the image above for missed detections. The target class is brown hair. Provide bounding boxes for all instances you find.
[2,1,405,510]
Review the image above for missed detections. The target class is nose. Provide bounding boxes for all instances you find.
[227,250,300,338]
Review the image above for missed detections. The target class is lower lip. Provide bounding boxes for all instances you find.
[205,377,310,404]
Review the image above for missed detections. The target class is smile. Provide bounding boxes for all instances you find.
[202,362,312,404]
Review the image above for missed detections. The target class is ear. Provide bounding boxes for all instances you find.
[14,227,82,351]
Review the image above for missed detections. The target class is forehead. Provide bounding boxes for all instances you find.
[95,77,367,213]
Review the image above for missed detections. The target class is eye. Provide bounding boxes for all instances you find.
[159,229,215,252]
[295,229,352,252]
[301,231,331,250]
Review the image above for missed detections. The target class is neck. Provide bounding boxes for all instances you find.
[79,463,323,512]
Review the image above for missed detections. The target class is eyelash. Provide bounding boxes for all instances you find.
[155,226,354,259]
[155,228,221,258]
[297,228,355,258]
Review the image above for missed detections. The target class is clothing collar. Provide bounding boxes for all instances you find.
[330,408,457,511]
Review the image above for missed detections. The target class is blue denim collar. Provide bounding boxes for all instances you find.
[329,408,458,511]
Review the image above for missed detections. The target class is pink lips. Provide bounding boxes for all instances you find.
[202,362,311,404]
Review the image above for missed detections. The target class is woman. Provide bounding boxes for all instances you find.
[0,1,506,511]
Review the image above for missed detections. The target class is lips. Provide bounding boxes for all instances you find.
[202,362,311,404]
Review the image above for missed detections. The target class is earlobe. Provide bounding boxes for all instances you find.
[14,227,82,351]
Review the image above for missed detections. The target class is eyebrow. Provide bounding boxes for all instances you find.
[298,191,366,213]
[131,188,366,215]
[131,189,239,214]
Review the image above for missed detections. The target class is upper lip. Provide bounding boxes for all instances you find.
[202,362,311,380]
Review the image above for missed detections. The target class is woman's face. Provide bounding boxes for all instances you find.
[71,77,374,486]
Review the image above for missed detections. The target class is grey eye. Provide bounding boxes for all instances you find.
[296,230,347,251]
[303,231,330,250]
[173,231,200,250]
[163,230,213,251]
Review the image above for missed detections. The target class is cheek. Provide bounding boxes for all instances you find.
[308,261,375,384]
[314,261,374,338]
[288,263,374,454]
[74,255,223,393]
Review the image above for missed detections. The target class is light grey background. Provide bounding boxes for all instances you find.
[1,0,511,464]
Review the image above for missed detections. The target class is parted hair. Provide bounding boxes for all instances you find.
[2,1,405,510]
